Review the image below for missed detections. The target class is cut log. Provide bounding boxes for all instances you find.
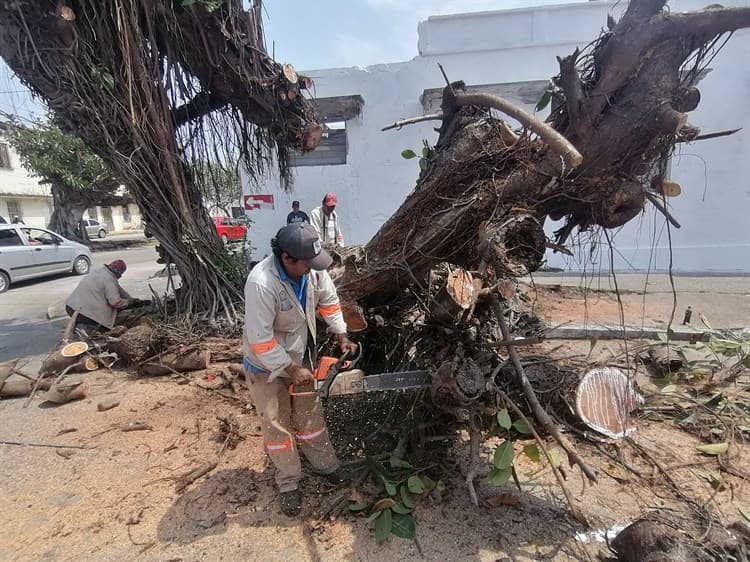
[574,367,643,439]
[138,348,211,376]
[107,324,155,365]
[39,342,90,377]
[0,359,20,380]
[430,268,477,324]
[43,379,89,404]
[0,378,53,397]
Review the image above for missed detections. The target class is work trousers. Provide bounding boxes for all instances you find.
[245,372,339,492]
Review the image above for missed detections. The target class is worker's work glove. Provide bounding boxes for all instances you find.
[286,364,314,386]
[335,333,358,356]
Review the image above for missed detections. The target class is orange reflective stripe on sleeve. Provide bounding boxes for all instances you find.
[265,439,293,452]
[317,303,341,317]
[250,337,278,355]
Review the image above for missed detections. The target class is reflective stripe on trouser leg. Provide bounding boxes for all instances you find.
[291,393,339,475]
[245,372,302,493]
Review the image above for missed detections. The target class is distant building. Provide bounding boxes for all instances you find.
[0,129,142,232]
[0,134,52,228]
[244,0,750,273]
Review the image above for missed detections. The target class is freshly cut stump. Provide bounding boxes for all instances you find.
[574,367,642,439]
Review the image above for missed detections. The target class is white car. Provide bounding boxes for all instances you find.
[0,224,92,293]
[83,219,108,239]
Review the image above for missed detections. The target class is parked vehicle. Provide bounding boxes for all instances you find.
[0,225,92,293]
[212,216,247,244]
[82,219,108,238]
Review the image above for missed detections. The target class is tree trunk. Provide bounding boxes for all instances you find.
[0,1,320,321]
[48,182,87,241]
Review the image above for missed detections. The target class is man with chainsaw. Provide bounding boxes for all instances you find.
[243,223,358,516]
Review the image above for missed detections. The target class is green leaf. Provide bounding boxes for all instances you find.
[512,419,532,435]
[365,510,381,524]
[489,467,512,487]
[391,512,417,539]
[348,502,369,512]
[421,146,430,158]
[535,89,552,112]
[389,456,413,469]
[696,442,729,456]
[493,440,514,469]
[419,158,428,171]
[392,502,412,514]
[401,149,417,159]
[407,475,426,494]
[523,443,541,462]
[400,485,414,508]
[374,509,392,543]
[497,408,512,430]
[385,481,398,496]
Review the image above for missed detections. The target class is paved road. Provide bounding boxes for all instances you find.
[0,245,169,362]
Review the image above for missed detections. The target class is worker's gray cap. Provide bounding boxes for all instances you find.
[276,223,332,270]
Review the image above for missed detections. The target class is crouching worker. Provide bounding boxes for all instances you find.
[65,260,138,331]
[243,224,357,516]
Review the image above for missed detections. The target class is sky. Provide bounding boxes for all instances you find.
[0,0,574,119]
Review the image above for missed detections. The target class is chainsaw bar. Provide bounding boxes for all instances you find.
[326,369,431,396]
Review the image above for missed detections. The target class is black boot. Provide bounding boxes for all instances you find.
[280,489,302,517]
[321,468,350,486]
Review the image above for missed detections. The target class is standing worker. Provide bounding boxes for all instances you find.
[243,224,357,516]
[286,200,309,225]
[310,192,344,248]
[65,260,138,331]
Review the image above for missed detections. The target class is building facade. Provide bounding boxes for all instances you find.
[0,133,142,232]
[243,0,750,273]
[0,137,52,227]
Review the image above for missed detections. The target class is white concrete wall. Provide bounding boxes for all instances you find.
[244,0,750,272]
[0,196,51,228]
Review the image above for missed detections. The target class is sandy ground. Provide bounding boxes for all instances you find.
[1,282,749,561]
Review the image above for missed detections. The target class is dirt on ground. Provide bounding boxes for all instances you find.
[1,286,748,561]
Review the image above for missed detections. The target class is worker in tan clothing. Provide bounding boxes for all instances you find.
[243,224,357,516]
[65,260,136,330]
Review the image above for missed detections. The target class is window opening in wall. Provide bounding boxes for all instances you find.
[0,143,11,169]
[6,200,22,221]
[291,121,347,167]
[87,206,98,220]
[123,205,132,223]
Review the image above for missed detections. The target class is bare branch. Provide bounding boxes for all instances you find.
[456,92,583,169]
[555,49,584,132]
[656,7,750,41]
[382,113,444,132]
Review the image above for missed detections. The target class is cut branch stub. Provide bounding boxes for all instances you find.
[483,215,546,277]
[574,367,643,439]
[429,268,478,324]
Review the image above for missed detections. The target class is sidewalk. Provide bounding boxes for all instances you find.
[527,273,750,330]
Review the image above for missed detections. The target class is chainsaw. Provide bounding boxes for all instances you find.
[288,343,430,399]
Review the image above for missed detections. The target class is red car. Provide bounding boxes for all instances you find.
[212,216,247,244]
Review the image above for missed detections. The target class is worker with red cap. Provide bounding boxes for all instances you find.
[65,260,141,330]
[309,192,344,248]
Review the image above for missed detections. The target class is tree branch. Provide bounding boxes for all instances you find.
[382,113,444,131]
[656,7,750,41]
[555,49,584,132]
[455,93,583,169]
[171,91,225,128]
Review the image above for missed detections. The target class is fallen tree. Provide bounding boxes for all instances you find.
[339,1,750,304]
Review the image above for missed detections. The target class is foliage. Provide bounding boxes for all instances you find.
[400,141,432,172]
[348,457,433,542]
[3,117,119,197]
[191,160,242,216]
[489,408,540,488]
